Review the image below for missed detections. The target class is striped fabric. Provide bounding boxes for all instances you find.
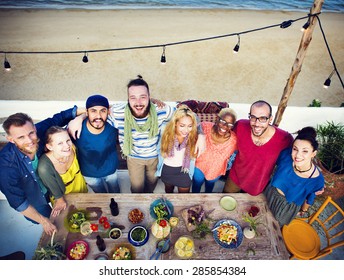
[108,102,175,159]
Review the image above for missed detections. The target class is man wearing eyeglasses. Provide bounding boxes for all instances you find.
[223,100,293,196]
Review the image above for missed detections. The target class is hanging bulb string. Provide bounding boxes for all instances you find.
[315,15,344,89]
[0,13,319,56]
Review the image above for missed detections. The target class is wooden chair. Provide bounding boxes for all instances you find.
[282,196,344,260]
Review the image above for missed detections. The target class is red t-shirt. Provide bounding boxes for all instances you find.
[229,120,293,195]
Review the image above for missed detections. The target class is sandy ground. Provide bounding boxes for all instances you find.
[0,9,343,107]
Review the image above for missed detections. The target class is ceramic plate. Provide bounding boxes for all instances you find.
[150,198,174,219]
[220,196,237,211]
[213,219,243,249]
[66,240,89,260]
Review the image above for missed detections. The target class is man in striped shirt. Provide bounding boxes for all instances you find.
[108,76,174,193]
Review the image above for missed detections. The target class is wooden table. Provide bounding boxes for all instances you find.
[37,193,289,260]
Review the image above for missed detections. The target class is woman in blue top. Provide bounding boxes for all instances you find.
[264,127,325,227]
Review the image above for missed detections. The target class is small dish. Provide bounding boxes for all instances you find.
[109,228,122,240]
[157,239,170,253]
[95,253,109,260]
[66,240,89,260]
[150,199,174,219]
[80,221,92,236]
[128,208,144,224]
[220,196,237,211]
[128,225,149,247]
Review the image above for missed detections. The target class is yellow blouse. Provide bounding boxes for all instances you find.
[60,151,88,195]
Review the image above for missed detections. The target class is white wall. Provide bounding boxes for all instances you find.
[1,100,343,199]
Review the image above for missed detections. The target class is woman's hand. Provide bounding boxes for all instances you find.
[51,197,67,217]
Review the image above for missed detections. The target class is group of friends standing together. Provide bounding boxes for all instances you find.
[0,75,325,237]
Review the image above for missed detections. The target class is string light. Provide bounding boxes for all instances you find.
[323,69,335,89]
[301,13,311,32]
[233,34,240,53]
[301,20,310,32]
[4,54,11,71]
[160,46,166,64]
[280,20,293,29]
[315,14,344,89]
[82,52,88,63]
[0,12,342,90]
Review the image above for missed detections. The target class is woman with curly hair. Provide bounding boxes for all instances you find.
[156,105,198,193]
[192,108,238,193]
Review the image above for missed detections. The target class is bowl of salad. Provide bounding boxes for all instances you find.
[67,240,89,260]
[65,209,88,233]
[128,225,149,247]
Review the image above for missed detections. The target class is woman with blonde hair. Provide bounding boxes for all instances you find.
[38,126,88,217]
[156,105,198,193]
[192,107,238,193]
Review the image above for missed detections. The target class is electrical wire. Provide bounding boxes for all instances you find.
[0,13,317,55]
[315,15,344,89]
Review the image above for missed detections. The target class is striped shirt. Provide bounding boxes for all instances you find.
[108,102,175,159]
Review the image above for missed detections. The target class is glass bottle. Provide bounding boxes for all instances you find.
[110,198,119,216]
[96,235,106,251]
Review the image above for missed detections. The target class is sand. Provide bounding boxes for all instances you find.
[0,9,343,107]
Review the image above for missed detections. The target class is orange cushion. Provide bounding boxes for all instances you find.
[282,219,321,259]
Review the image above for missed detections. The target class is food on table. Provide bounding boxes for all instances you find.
[216,223,238,245]
[112,246,132,260]
[109,228,122,240]
[68,211,87,230]
[80,221,92,236]
[181,205,205,232]
[174,236,194,259]
[153,202,169,219]
[128,208,144,224]
[68,241,88,260]
[151,219,171,239]
[169,217,179,228]
[130,227,147,242]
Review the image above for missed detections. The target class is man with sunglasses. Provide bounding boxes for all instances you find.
[223,100,293,196]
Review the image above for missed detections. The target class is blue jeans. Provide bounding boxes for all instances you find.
[84,171,120,193]
[192,167,220,193]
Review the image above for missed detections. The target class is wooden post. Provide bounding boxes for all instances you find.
[273,0,324,127]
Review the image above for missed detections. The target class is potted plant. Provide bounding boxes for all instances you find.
[316,121,344,174]
[242,206,264,239]
[315,121,344,199]
[33,230,65,260]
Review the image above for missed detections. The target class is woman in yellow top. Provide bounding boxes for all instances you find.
[38,126,87,217]
[192,108,238,193]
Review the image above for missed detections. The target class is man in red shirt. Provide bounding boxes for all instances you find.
[223,100,293,196]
